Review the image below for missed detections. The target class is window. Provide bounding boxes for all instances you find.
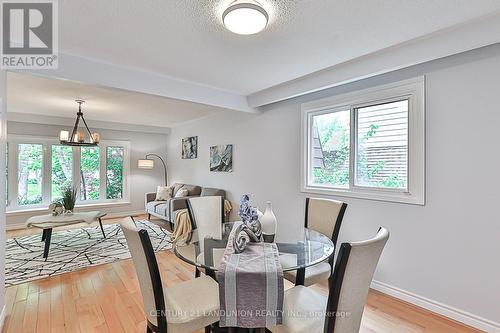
[7,136,130,211]
[51,145,73,201]
[106,146,124,199]
[302,78,425,204]
[80,146,100,201]
[17,144,43,206]
[355,100,408,189]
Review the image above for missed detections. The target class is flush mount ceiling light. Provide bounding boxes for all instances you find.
[223,1,269,35]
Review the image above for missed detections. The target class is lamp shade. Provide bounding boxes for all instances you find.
[138,159,154,169]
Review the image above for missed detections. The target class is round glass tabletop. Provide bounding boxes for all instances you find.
[173,222,334,272]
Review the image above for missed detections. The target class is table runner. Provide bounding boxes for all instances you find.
[217,222,284,328]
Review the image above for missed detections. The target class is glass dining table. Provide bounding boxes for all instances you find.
[173,222,335,285]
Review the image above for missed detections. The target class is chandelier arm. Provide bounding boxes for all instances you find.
[70,115,81,142]
[80,114,95,143]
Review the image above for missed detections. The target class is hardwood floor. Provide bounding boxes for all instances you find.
[2,216,481,333]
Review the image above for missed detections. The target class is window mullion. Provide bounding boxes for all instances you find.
[42,143,51,205]
[74,147,81,202]
[9,142,18,209]
[100,145,106,201]
[349,107,356,190]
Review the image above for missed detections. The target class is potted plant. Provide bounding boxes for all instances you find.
[61,186,77,215]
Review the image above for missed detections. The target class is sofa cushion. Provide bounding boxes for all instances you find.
[172,183,202,196]
[155,202,170,216]
[200,187,225,198]
[172,183,184,196]
[155,186,173,201]
[184,184,201,196]
[174,188,189,198]
[146,201,165,213]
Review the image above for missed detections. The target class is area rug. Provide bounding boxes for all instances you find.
[5,220,172,286]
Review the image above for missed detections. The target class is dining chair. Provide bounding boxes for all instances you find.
[269,227,389,333]
[120,217,219,333]
[187,196,224,277]
[284,197,347,286]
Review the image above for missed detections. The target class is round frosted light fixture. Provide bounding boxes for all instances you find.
[223,1,268,35]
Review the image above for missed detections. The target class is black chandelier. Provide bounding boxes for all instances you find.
[59,100,100,147]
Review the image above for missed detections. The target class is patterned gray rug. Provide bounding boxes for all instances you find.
[5,220,172,286]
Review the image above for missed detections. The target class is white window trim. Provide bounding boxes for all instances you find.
[7,134,131,212]
[301,77,425,205]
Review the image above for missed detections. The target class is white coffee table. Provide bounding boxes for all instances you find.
[26,211,107,259]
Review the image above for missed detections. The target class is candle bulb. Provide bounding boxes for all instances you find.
[91,132,100,144]
[59,130,69,142]
[77,131,85,143]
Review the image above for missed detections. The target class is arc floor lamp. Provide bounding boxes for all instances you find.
[138,154,168,186]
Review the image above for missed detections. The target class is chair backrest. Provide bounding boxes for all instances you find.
[187,196,224,253]
[305,197,347,248]
[325,227,390,333]
[120,217,167,332]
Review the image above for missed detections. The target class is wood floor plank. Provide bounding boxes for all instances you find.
[2,214,482,333]
[36,291,51,333]
[22,289,39,333]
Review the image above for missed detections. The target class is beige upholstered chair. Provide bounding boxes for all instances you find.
[284,198,347,286]
[187,196,224,253]
[269,227,389,333]
[187,196,225,277]
[120,217,219,333]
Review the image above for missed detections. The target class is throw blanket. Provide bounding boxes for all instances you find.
[217,222,284,328]
[172,199,233,242]
[172,209,192,242]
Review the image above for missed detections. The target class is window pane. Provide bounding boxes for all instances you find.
[355,100,408,189]
[310,110,350,188]
[17,144,43,205]
[51,145,73,201]
[80,147,100,200]
[106,147,124,199]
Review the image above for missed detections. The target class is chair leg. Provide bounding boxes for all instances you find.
[204,326,211,333]
[195,267,201,278]
[148,213,151,221]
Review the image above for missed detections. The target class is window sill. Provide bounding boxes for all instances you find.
[301,185,424,205]
[6,201,132,216]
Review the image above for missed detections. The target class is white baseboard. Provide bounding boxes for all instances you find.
[0,305,6,332]
[371,280,500,333]
[5,210,146,231]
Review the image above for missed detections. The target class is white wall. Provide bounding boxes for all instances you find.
[167,45,500,331]
[6,121,168,227]
[0,70,6,330]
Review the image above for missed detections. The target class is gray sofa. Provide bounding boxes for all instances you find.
[145,183,226,224]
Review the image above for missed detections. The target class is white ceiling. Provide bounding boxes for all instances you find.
[7,72,223,128]
[58,0,500,95]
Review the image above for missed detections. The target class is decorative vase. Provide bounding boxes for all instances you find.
[260,201,277,243]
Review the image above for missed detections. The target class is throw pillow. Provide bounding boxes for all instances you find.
[175,188,189,198]
[155,186,173,201]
